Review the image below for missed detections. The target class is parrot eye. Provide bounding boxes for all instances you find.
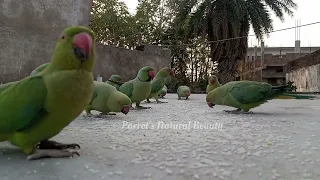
[61,36,65,39]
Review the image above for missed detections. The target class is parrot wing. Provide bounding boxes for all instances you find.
[119,81,134,98]
[0,81,17,94]
[88,88,98,105]
[30,63,49,76]
[228,82,271,104]
[150,79,164,94]
[0,76,48,133]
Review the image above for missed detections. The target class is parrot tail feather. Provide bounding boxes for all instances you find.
[276,93,316,100]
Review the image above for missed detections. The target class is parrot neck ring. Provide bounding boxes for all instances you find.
[138,76,151,82]
[107,79,123,84]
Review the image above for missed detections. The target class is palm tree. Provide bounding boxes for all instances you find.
[177,0,297,83]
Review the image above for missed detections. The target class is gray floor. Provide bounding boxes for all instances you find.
[1,94,320,180]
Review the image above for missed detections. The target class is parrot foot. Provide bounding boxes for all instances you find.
[145,99,151,103]
[100,112,117,116]
[156,100,167,103]
[223,109,253,114]
[86,112,93,117]
[136,106,152,109]
[38,140,80,150]
[27,149,80,160]
[241,111,254,114]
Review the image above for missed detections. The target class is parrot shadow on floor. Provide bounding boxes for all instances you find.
[83,113,128,121]
[0,146,25,158]
[220,109,304,116]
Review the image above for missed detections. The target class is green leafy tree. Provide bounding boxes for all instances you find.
[177,0,297,83]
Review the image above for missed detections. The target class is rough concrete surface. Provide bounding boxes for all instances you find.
[1,94,320,180]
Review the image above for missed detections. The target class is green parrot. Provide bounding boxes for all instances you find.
[0,26,96,160]
[158,85,168,98]
[146,67,174,103]
[30,63,50,76]
[119,66,155,109]
[177,86,191,100]
[206,80,316,113]
[106,75,123,90]
[85,81,131,116]
[206,75,221,94]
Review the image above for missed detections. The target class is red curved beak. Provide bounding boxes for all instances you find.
[121,105,130,115]
[149,70,155,80]
[207,102,214,108]
[73,32,92,60]
[210,80,215,84]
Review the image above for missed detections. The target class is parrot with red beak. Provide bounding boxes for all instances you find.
[146,67,174,103]
[0,26,96,160]
[119,66,155,109]
[85,81,131,116]
[177,86,191,100]
[206,75,221,94]
[206,80,316,113]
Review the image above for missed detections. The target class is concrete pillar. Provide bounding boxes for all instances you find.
[294,40,301,54]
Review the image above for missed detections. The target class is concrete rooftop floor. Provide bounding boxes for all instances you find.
[1,93,320,180]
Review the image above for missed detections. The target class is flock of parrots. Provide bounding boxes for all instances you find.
[0,26,316,161]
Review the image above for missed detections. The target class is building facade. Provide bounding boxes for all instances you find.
[236,46,320,85]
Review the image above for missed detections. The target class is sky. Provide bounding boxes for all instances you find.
[121,0,320,47]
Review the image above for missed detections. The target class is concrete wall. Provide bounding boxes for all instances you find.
[286,50,320,92]
[0,0,171,83]
[94,45,171,81]
[0,0,92,83]
[286,64,320,92]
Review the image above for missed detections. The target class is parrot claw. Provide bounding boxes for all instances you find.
[107,113,117,115]
[27,149,80,160]
[136,106,151,109]
[100,112,116,116]
[156,100,167,103]
[223,109,253,114]
[38,140,81,150]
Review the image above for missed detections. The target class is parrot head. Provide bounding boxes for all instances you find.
[137,66,155,82]
[109,75,122,83]
[121,105,130,115]
[206,90,217,108]
[157,67,175,78]
[183,89,191,97]
[108,91,132,115]
[208,75,218,85]
[49,26,96,72]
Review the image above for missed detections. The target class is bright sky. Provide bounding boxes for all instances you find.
[121,0,320,47]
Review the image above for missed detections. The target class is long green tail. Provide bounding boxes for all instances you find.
[276,93,316,100]
[266,85,290,100]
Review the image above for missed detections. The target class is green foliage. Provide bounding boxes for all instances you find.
[90,0,297,91]
[286,81,297,92]
[177,0,297,83]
